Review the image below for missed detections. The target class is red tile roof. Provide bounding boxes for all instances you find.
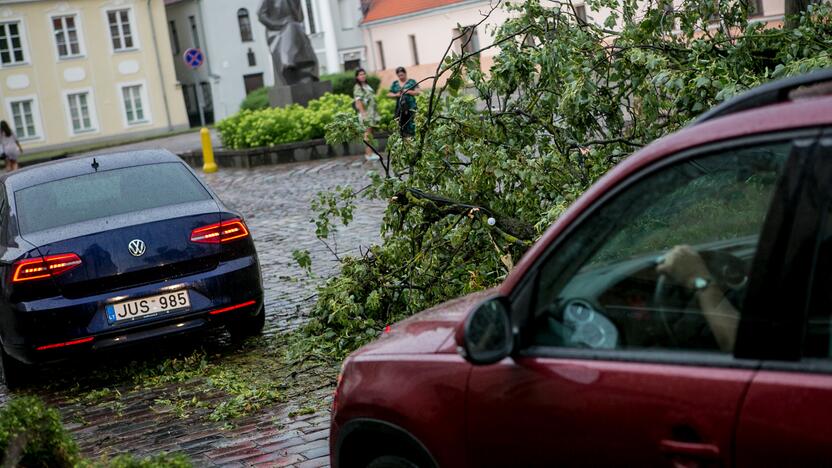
[362,0,466,23]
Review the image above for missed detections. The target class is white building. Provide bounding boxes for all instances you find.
[302,0,367,74]
[164,0,275,125]
[360,0,512,87]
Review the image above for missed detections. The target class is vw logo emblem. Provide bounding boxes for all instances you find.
[128,239,146,257]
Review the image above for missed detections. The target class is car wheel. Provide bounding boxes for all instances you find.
[367,455,421,468]
[1,346,31,390]
[227,307,265,341]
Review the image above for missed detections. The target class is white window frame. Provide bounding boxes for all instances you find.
[5,95,43,142]
[49,12,86,60]
[62,88,100,136]
[103,6,140,53]
[0,19,30,67]
[117,80,152,127]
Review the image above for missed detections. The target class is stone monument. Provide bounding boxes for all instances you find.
[258,0,332,107]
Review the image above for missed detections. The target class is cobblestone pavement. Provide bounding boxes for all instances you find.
[2,155,385,467]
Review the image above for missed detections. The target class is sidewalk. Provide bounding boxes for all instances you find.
[78,129,221,157]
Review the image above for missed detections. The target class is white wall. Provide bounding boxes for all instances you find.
[166,0,275,122]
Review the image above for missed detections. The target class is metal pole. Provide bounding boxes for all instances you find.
[195,82,206,127]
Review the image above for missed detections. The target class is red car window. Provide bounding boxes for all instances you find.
[531,141,791,353]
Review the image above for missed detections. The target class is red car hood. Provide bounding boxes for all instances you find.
[353,289,498,356]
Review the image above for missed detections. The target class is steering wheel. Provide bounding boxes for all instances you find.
[652,272,680,346]
[652,250,747,345]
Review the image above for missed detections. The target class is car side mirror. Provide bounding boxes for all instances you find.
[458,297,514,365]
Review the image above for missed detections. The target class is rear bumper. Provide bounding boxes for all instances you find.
[0,255,263,364]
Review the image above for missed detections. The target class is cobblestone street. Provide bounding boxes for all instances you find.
[2,155,385,467]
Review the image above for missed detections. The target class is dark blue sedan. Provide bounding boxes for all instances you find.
[0,151,264,388]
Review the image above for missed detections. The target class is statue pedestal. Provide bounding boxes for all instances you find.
[268,81,333,108]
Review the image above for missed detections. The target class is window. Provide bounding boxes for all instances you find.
[749,0,764,17]
[107,9,134,51]
[238,8,253,42]
[247,48,256,66]
[66,92,94,133]
[15,163,212,234]
[169,20,180,55]
[454,26,480,55]
[122,85,146,125]
[574,4,587,23]
[0,21,25,65]
[338,0,356,29]
[9,99,37,139]
[376,40,386,70]
[304,0,317,34]
[244,73,264,95]
[409,35,419,65]
[200,82,213,113]
[189,16,200,49]
[532,142,791,354]
[52,15,81,58]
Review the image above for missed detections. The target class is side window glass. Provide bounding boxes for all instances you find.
[532,142,791,354]
[805,202,832,358]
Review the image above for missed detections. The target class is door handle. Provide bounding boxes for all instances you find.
[659,440,720,459]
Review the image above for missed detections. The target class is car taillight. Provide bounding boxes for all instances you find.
[190,218,250,244]
[12,253,82,283]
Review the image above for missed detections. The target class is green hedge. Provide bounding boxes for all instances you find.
[240,87,270,111]
[218,92,396,149]
[238,72,382,112]
[321,72,381,96]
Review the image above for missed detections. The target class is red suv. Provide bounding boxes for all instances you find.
[331,70,832,467]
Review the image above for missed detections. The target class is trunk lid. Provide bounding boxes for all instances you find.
[21,201,221,299]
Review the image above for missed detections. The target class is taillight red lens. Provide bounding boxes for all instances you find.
[190,219,250,244]
[12,253,82,283]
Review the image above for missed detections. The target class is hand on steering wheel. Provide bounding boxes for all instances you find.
[656,245,711,289]
[653,245,711,346]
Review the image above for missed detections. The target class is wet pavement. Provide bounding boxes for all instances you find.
[2,155,385,467]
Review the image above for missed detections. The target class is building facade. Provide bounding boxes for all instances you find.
[0,0,189,154]
[164,0,275,125]
[360,0,511,87]
[303,0,366,75]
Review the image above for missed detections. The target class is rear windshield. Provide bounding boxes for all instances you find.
[15,163,212,234]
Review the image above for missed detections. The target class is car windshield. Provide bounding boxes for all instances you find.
[14,162,212,234]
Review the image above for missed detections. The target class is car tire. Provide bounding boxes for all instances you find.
[227,307,265,341]
[367,455,421,468]
[1,346,30,390]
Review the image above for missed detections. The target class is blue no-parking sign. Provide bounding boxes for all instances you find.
[183,47,205,69]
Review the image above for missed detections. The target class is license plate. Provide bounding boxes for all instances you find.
[106,291,190,323]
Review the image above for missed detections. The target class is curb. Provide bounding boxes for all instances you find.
[177,136,389,169]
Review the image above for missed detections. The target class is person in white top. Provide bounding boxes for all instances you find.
[0,121,22,172]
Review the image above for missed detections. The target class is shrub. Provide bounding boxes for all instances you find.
[218,91,396,149]
[240,87,270,111]
[321,72,381,96]
[0,396,81,467]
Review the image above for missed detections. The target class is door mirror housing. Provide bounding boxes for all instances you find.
[458,297,514,365]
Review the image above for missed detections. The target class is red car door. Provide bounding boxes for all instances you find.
[735,132,832,465]
[467,133,815,466]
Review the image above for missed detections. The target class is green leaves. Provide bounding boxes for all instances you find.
[217,92,396,150]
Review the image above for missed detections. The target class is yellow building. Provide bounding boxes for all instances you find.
[0,0,189,154]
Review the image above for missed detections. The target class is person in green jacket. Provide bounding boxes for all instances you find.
[388,66,420,137]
